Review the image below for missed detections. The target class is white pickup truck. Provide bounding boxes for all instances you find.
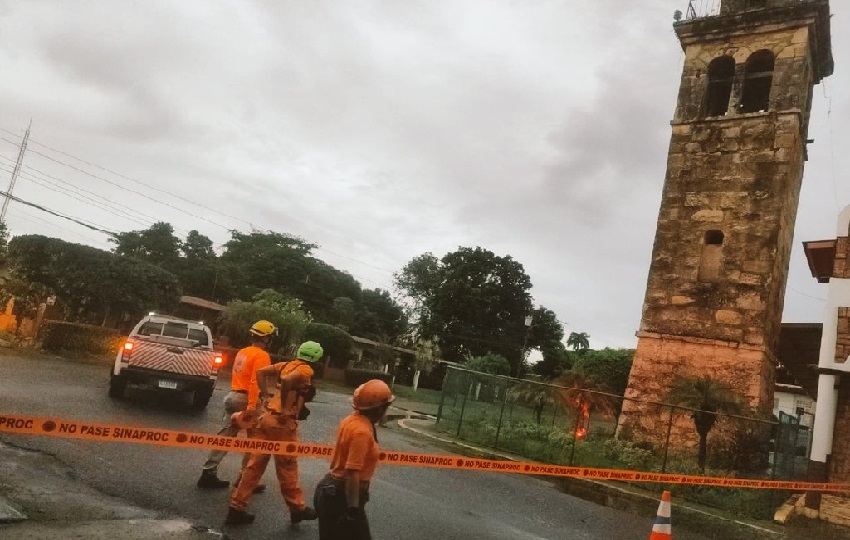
[109,315,223,410]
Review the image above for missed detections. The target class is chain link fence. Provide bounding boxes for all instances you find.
[435,365,808,481]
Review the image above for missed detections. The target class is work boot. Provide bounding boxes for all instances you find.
[225,507,255,525]
[197,470,229,489]
[290,506,318,524]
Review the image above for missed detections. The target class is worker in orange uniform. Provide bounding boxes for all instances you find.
[196,320,277,489]
[226,340,323,526]
[313,379,395,540]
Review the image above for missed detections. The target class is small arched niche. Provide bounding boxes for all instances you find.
[699,230,725,283]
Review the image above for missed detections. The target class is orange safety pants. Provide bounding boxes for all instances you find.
[229,411,305,514]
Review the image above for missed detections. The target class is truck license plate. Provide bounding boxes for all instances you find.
[158,380,178,390]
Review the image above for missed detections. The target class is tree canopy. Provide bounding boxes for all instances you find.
[103,224,408,342]
[217,289,311,352]
[7,235,181,324]
[396,246,561,376]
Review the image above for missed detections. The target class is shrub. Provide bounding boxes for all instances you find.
[41,321,123,357]
[304,323,353,367]
[344,368,393,388]
[601,438,655,470]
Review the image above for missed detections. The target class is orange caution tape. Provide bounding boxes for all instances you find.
[1,413,847,493]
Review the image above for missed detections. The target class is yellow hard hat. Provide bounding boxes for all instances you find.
[250,320,277,337]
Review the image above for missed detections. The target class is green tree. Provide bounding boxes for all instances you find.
[217,289,311,352]
[396,247,534,375]
[394,252,440,328]
[7,235,181,325]
[527,306,566,378]
[221,230,316,300]
[350,288,408,342]
[303,322,353,368]
[571,348,634,396]
[175,230,230,301]
[412,338,441,391]
[666,376,745,473]
[331,296,356,331]
[567,331,590,353]
[111,221,182,272]
[181,230,216,260]
[466,352,511,376]
[0,220,9,266]
[509,375,558,424]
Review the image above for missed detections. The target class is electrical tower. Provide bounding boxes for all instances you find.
[1,122,31,222]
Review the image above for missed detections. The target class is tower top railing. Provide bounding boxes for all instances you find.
[684,0,819,21]
[685,0,720,20]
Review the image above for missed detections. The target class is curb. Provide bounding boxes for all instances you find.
[0,519,225,539]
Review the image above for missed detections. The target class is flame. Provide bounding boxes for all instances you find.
[574,401,591,440]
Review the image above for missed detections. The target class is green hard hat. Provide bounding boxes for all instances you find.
[296,341,323,363]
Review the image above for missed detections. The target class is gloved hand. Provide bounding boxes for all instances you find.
[298,405,311,421]
[340,506,365,526]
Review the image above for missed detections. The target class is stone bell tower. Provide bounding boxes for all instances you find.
[618,0,833,443]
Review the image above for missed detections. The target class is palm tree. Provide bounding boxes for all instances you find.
[566,332,590,353]
[666,376,744,473]
[508,375,558,424]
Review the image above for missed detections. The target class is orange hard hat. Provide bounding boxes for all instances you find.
[352,379,395,411]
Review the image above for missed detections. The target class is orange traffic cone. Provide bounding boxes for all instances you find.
[649,491,672,539]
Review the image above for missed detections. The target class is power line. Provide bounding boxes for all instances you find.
[0,154,170,228]
[0,163,151,228]
[0,188,116,235]
[0,126,399,284]
[7,206,112,248]
[0,127,253,229]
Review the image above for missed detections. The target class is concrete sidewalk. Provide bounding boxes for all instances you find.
[0,442,222,539]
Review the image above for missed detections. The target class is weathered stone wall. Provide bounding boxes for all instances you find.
[674,27,813,122]
[639,112,805,352]
[619,333,773,444]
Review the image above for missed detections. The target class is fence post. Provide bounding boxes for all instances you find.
[662,406,674,473]
[456,377,472,439]
[569,405,582,466]
[436,369,451,424]
[494,381,510,448]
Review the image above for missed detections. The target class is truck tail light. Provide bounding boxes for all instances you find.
[121,341,134,361]
[213,355,223,366]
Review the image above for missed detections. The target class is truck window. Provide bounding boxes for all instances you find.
[188,329,209,347]
[163,322,190,339]
[137,322,164,336]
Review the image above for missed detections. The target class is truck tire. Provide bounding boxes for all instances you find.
[192,386,214,410]
[108,372,127,399]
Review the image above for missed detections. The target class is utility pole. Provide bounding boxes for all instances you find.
[1,121,32,222]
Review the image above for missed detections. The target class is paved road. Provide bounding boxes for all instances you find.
[0,353,715,539]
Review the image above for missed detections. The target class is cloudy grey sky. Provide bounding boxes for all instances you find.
[0,0,846,349]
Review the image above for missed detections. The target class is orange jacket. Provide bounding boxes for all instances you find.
[266,360,314,416]
[329,412,379,482]
[230,345,271,409]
